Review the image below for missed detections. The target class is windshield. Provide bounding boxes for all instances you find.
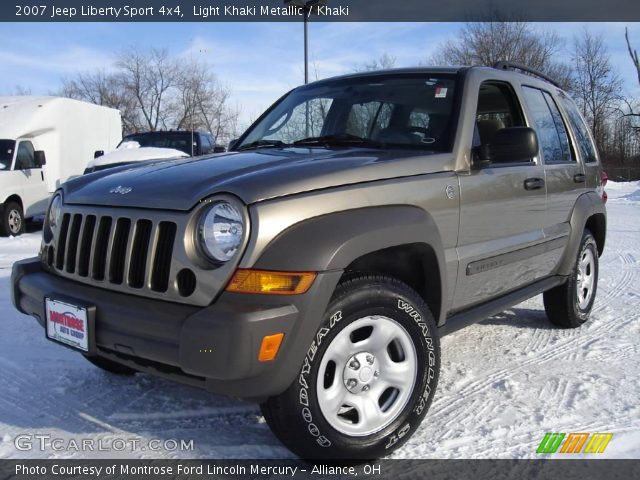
[238,74,458,151]
[118,133,196,155]
[0,140,15,170]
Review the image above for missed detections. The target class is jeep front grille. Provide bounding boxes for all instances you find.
[42,203,244,307]
[50,211,177,294]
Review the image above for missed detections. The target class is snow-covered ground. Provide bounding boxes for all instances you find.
[0,182,638,459]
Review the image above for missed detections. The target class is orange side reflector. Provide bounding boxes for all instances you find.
[226,269,316,295]
[258,333,284,362]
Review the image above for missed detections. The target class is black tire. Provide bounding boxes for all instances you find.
[85,355,137,375]
[544,229,599,328]
[0,201,25,237]
[261,275,440,459]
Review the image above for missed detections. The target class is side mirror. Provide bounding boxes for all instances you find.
[473,127,539,167]
[34,150,46,167]
[228,138,239,151]
[94,150,105,159]
[489,127,539,164]
[213,145,226,153]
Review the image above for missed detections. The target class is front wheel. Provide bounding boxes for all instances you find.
[261,275,440,459]
[0,201,24,237]
[544,229,599,328]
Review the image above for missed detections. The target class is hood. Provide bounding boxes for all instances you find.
[62,147,454,211]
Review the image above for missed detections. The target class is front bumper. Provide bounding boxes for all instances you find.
[12,257,341,399]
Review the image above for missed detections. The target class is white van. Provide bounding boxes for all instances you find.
[0,96,121,236]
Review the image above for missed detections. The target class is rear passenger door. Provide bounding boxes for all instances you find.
[520,87,585,247]
[454,81,547,310]
[557,92,601,191]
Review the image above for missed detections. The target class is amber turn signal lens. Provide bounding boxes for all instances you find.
[258,333,284,362]
[226,269,316,295]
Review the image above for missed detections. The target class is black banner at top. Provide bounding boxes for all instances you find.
[3,0,640,22]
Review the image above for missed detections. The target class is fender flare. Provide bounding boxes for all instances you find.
[555,191,606,276]
[253,205,447,320]
[238,206,448,396]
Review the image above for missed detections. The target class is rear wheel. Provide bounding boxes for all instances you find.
[544,229,599,328]
[0,201,24,237]
[85,356,137,376]
[261,275,440,459]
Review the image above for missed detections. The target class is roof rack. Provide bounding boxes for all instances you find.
[493,61,561,88]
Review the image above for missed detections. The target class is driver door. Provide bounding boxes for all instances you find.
[14,140,48,217]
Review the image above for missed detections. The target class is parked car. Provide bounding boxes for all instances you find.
[12,64,606,459]
[84,130,224,174]
[0,96,121,236]
[84,144,189,174]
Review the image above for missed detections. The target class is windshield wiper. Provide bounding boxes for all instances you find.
[237,139,288,151]
[293,133,384,148]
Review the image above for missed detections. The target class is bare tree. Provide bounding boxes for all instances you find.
[354,53,397,72]
[61,71,138,132]
[171,60,240,142]
[429,20,572,90]
[116,47,179,131]
[12,85,33,96]
[626,27,640,87]
[571,29,623,153]
[60,47,240,142]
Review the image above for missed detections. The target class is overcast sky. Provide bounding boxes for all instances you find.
[0,22,638,129]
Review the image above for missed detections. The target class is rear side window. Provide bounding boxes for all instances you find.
[522,86,574,164]
[559,94,598,163]
[522,87,575,164]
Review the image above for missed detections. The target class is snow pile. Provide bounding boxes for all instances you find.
[606,180,640,203]
[0,182,638,459]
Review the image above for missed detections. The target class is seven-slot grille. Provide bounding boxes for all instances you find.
[50,211,177,293]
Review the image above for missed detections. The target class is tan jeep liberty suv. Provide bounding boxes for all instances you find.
[12,63,607,459]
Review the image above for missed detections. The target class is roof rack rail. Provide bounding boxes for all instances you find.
[493,61,561,88]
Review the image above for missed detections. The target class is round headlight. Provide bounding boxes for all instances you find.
[48,194,62,234]
[198,201,244,262]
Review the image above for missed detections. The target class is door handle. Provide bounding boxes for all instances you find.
[41,171,44,181]
[573,173,586,183]
[524,178,545,190]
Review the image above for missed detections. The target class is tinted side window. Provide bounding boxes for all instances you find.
[200,134,213,154]
[15,141,36,169]
[475,82,525,150]
[542,91,574,163]
[522,86,573,164]
[559,94,598,163]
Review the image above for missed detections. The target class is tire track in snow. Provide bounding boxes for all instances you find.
[430,262,638,425]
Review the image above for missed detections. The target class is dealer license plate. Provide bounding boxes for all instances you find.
[45,298,90,352]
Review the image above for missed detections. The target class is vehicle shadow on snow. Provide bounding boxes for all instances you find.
[478,307,555,330]
[1,347,290,458]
